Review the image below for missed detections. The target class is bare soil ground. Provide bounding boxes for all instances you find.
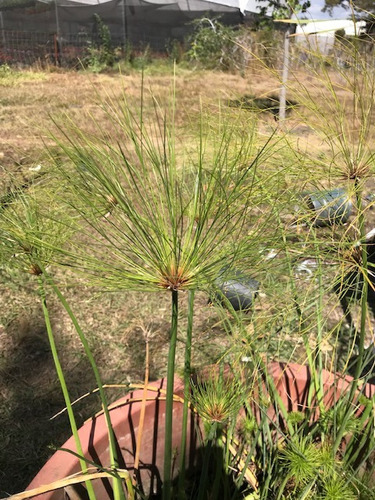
[1,65,375,495]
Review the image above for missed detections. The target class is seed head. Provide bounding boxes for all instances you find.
[28,263,42,276]
[158,263,194,291]
[190,371,243,426]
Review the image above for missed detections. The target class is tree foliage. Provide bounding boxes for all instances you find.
[323,0,375,15]
[186,17,238,70]
[257,0,311,19]
[0,0,36,11]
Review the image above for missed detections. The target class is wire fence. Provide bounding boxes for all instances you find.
[0,29,286,69]
[0,30,128,66]
[0,27,374,70]
[0,31,54,66]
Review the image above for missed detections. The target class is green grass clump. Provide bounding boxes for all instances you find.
[0,64,47,86]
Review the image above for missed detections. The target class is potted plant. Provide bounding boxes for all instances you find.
[22,360,375,499]
[3,32,375,498]
[1,87,283,499]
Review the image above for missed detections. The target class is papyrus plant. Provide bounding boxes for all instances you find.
[0,187,98,499]
[0,185,129,500]
[279,24,375,446]
[234,21,375,493]
[41,87,283,498]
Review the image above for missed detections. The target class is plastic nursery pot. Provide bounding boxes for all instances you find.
[26,363,375,500]
[213,269,260,312]
[303,188,352,227]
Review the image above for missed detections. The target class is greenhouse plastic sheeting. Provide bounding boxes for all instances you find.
[0,0,271,37]
[0,0,270,63]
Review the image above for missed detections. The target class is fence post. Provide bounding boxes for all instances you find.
[54,0,62,65]
[0,12,6,51]
[279,27,290,124]
[122,0,127,48]
[54,33,61,66]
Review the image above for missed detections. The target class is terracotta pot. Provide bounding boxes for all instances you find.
[265,361,374,416]
[26,363,375,499]
[27,377,200,499]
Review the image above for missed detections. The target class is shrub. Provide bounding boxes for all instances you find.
[85,13,115,71]
[186,17,239,70]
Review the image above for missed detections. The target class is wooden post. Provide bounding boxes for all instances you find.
[54,0,62,65]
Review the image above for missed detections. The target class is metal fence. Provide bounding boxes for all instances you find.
[1,26,374,70]
[0,28,284,68]
[0,30,130,66]
[0,0,252,67]
[0,30,55,65]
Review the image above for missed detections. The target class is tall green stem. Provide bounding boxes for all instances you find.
[163,289,179,500]
[40,267,124,500]
[197,422,218,500]
[345,398,374,466]
[178,289,195,497]
[38,277,96,500]
[313,239,325,417]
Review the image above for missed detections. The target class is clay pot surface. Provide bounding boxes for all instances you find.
[26,363,375,499]
[27,377,199,499]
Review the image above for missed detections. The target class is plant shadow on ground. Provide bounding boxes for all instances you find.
[0,315,101,495]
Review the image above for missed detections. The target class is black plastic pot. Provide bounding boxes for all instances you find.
[303,188,352,227]
[213,269,260,311]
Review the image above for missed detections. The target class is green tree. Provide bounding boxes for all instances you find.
[186,17,237,70]
[323,0,374,15]
[257,0,311,19]
[91,13,115,67]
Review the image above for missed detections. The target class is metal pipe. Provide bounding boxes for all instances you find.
[0,12,6,49]
[279,28,290,123]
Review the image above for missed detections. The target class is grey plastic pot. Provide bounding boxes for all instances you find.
[303,188,352,227]
[214,269,260,311]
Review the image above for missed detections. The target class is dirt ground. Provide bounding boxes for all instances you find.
[1,65,375,495]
